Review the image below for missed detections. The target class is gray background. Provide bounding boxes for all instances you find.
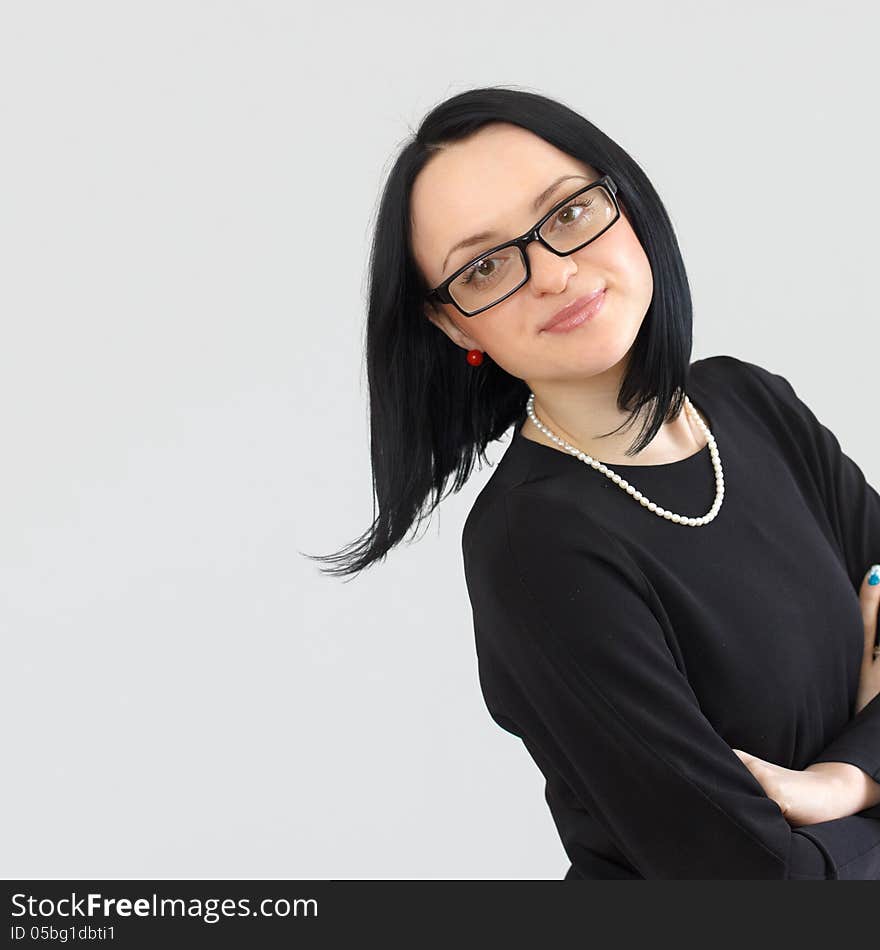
[2,0,878,879]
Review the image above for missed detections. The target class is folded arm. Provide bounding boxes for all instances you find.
[741,360,880,809]
[467,487,880,879]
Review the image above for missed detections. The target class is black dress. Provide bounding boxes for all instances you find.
[462,354,880,879]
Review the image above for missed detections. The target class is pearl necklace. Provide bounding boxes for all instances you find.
[525,391,724,526]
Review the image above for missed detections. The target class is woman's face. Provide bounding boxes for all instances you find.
[410,123,654,386]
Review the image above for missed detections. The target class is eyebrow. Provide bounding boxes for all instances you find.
[439,174,590,277]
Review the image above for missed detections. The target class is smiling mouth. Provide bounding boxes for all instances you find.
[540,288,607,333]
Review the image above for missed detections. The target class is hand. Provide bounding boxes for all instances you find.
[731,748,845,826]
[854,564,880,715]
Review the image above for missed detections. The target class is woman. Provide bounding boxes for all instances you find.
[306,86,880,879]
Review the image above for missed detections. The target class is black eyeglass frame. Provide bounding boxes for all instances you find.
[425,174,620,318]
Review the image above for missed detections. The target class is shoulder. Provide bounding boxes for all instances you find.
[461,479,669,710]
[692,353,785,390]
[693,353,809,427]
[694,353,797,396]
[463,480,650,610]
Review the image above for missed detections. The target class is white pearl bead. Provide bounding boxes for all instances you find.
[525,391,724,526]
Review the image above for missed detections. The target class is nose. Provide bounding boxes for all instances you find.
[526,242,578,295]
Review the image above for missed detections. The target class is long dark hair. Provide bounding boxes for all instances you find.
[303,85,693,580]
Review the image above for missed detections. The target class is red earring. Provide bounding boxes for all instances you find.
[466,349,484,366]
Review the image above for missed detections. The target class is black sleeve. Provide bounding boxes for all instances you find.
[466,487,880,879]
[740,360,880,793]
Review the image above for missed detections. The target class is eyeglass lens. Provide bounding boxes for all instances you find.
[448,184,617,314]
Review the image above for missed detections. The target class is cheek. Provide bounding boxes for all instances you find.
[627,251,653,304]
[473,321,514,355]
[614,225,653,295]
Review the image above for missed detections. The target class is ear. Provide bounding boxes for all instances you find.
[424,303,481,351]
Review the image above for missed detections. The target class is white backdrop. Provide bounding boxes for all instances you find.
[2,0,878,879]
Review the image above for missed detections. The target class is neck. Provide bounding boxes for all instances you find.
[522,390,706,467]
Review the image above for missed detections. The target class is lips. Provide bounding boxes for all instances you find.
[540,287,606,332]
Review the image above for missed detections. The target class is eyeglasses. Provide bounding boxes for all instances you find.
[426,174,620,318]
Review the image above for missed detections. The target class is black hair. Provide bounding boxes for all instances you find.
[302,84,693,580]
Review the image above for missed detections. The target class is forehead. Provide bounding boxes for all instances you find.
[410,124,596,283]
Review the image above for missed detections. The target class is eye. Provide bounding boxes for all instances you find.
[460,258,500,285]
[553,196,594,227]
